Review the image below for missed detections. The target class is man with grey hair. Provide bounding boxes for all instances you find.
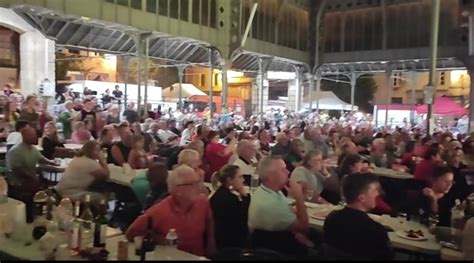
[126,165,216,258]
[248,155,312,256]
[231,139,258,185]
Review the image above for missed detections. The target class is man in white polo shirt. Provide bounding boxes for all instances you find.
[248,155,312,257]
[231,139,258,186]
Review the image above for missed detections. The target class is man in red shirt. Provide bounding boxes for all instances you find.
[126,165,216,258]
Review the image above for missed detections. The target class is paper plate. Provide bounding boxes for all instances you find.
[395,230,428,241]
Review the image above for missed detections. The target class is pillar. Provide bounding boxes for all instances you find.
[209,47,214,116]
[177,65,186,111]
[307,73,315,112]
[467,62,474,133]
[384,64,392,127]
[315,72,322,112]
[252,72,268,117]
[350,71,357,113]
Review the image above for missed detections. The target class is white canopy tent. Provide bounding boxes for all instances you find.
[302,91,358,111]
[161,83,206,101]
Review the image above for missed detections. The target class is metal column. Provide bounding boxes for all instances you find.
[136,35,143,121]
[221,64,228,111]
[315,72,322,112]
[143,37,149,118]
[385,65,392,127]
[177,65,186,112]
[308,73,315,112]
[426,0,441,135]
[295,67,302,112]
[257,58,268,119]
[208,47,214,116]
[122,55,130,112]
[350,71,357,113]
[410,68,417,125]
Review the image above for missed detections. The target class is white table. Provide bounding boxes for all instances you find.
[108,165,147,187]
[105,235,208,261]
[372,167,413,180]
[0,226,123,260]
[306,205,441,256]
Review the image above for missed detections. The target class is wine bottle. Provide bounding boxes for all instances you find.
[93,199,107,248]
[70,201,82,254]
[140,217,156,260]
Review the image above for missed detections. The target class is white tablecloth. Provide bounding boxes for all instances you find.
[306,204,441,255]
[105,235,208,261]
[108,165,147,187]
[0,226,122,260]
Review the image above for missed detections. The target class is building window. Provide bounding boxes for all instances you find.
[146,0,157,13]
[201,0,209,26]
[210,0,217,28]
[391,97,403,104]
[440,71,446,86]
[393,73,402,87]
[130,0,141,10]
[192,0,200,24]
[170,0,179,18]
[181,0,189,21]
[158,0,168,16]
[200,74,206,87]
[214,73,218,86]
[116,0,128,6]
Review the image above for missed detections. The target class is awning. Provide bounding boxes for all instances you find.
[302,91,358,111]
[12,5,219,66]
[162,83,206,99]
[416,96,467,116]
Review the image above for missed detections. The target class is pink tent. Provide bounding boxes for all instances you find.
[416,96,466,116]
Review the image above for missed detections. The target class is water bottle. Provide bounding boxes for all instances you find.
[451,199,465,244]
[55,122,65,143]
[165,228,178,248]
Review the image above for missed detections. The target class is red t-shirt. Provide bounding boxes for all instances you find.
[413,159,433,183]
[206,142,232,174]
[126,196,211,257]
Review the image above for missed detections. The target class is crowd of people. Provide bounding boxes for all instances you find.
[1,86,474,260]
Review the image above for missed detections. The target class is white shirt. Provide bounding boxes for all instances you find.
[158,129,179,145]
[180,128,193,146]
[232,157,258,179]
[56,156,101,196]
[6,132,22,146]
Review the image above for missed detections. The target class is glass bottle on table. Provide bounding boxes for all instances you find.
[80,194,95,249]
[166,228,178,248]
[140,216,156,260]
[93,199,108,248]
[70,201,81,254]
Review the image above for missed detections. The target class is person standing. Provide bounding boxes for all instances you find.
[57,100,76,139]
[75,99,100,139]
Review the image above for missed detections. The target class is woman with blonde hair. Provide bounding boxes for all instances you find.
[177,149,209,195]
[128,134,149,169]
[55,141,110,204]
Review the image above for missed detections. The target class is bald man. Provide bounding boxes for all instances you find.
[126,165,216,257]
[6,126,56,221]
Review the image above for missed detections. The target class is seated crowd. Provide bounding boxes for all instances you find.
[1,93,473,259]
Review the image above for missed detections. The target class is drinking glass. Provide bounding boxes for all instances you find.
[134,236,143,256]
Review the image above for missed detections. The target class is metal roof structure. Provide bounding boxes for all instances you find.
[12,5,220,67]
[316,57,466,75]
[231,48,311,74]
